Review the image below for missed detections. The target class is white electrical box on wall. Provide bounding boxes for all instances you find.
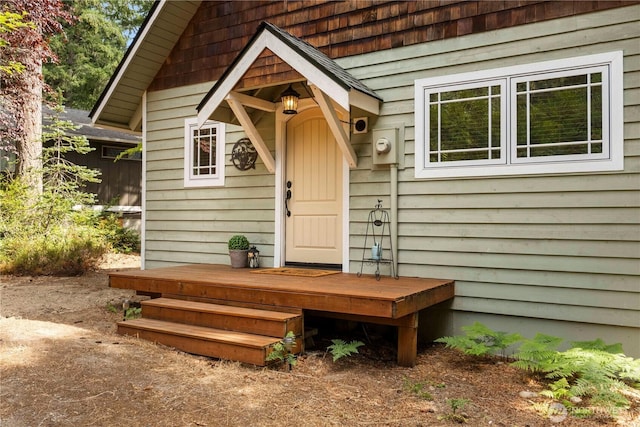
[372,127,398,165]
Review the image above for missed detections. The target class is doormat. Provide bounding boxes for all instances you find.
[250,268,340,277]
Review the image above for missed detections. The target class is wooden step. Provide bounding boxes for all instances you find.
[117,318,280,366]
[141,298,302,338]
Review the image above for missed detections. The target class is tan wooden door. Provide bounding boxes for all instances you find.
[285,109,342,265]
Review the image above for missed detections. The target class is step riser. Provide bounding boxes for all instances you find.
[142,305,302,338]
[118,324,271,366]
[161,294,302,314]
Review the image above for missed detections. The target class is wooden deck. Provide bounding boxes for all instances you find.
[110,264,455,366]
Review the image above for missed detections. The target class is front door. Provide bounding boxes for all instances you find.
[285,109,343,266]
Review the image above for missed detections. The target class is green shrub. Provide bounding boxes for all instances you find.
[0,106,109,275]
[228,234,250,250]
[96,212,140,254]
[1,224,107,275]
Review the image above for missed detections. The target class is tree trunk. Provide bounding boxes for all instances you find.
[15,61,43,193]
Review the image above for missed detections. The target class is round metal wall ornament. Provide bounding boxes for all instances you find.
[231,138,258,170]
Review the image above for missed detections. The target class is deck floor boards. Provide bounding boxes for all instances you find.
[110,264,454,319]
[110,264,455,366]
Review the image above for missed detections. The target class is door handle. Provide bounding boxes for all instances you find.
[285,181,292,217]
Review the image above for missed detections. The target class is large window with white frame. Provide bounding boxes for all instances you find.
[184,118,225,187]
[414,51,623,179]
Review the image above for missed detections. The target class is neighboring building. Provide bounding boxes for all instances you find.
[90,1,640,355]
[44,106,142,229]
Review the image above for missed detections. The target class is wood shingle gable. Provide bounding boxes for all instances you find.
[196,21,381,117]
[196,21,382,171]
[148,0,636,93]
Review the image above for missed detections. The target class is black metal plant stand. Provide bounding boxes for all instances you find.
[358,200,398,280]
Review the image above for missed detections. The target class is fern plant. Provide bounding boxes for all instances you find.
[435,322,522,357]
[510,333,564,373]
[513,337,640,418]
[326,339,364,362]
[438,398,471,423]
[124,307,142,320]
[403,378,434,400]
[266,331,297,369]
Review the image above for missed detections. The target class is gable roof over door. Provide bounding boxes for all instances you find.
[196,21,381,127]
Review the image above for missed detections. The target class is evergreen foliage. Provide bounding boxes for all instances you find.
[44,0,152,109]
[96,212,140,254]
[0,106,110,274]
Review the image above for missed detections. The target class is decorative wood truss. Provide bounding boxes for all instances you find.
[196,22,382,173]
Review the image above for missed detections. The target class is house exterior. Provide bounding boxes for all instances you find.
[90,1,640,355]
[44,106,142,229]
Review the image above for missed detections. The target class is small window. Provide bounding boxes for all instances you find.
[101,145,141,161]
[414,51,623,178]
[512,69,607,163]
[426,80,506,167]
[184,118,225,187]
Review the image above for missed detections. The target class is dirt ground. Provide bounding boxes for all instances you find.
[1,254,638,427]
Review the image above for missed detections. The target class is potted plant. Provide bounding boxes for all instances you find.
[228,234,250,268]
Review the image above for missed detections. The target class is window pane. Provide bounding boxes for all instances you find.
[515,70,604,160]
[192,136,199,175]
[529,87,588,145]
[591,85,602,140]
[440,99,489,151]
[529,144,588,157]
[441,87,488,101]
[516,94,528,146]
[192,126,217,176]
[491,98,501,148]
[428,85,501,164]
[429,105,439,153]
[530,75,586,90]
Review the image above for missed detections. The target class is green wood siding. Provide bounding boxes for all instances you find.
[145,82,276,268]
[341,5,639,353]
[143,5,639,355]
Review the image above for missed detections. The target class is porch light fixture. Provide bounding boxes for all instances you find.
[280,84,300,114]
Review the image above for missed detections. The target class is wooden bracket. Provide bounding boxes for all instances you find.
[310,84,358,169]
[226,93,276,173]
